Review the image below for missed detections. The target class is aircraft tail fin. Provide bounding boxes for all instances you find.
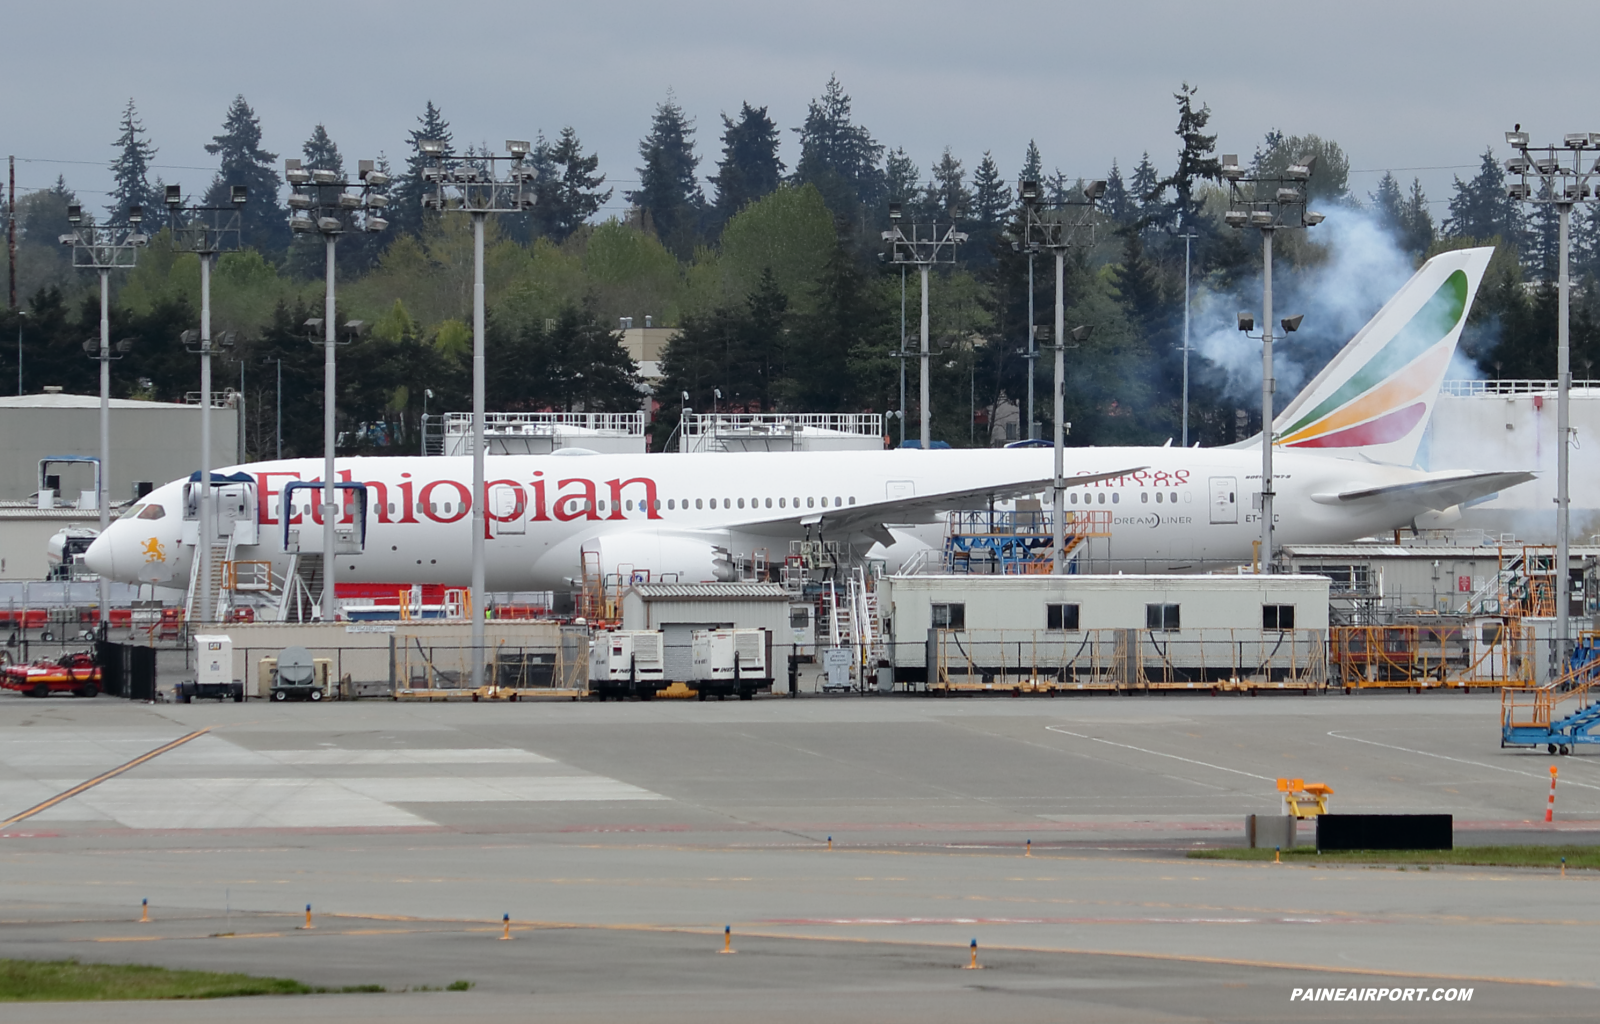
[1263,246,1494,466]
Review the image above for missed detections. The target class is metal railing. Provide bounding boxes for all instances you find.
[443,411,647,435]
[1439,379,1600,396]
[681,413,883,437]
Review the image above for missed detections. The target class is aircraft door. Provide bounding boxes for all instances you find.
[1208,477,1238,524]
[489,482,526,536]
[886,480,915,500]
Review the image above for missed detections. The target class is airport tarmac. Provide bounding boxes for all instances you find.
[2,692,1597,1021]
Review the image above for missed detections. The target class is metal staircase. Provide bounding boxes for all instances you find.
[184,538,236,625]
[1502,634,1600,752]
[276,552,324,622]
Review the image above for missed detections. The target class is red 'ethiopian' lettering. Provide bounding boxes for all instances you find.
[606,477,661,520]
[419,479,472,523]
[553,478,598,522]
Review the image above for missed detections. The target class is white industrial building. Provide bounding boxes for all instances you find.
[0,393,239,504]
[1422,380,1600,542]
[426,411,648,456]
[619,582,800,681]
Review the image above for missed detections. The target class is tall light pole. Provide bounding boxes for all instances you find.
[1222,153,1323,573]
[1019,178,1106,572]
[1504,127,1600,667]
[59,204,148,626]
[286,157,389,622]
[420,139,537,690]
[169,184,245,627]
[883,203,966,450]
[16,309,26,395]
[1178,229,1198,448]
[896,264,908,444]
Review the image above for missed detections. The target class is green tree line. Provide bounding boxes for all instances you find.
[2,82,1595,463]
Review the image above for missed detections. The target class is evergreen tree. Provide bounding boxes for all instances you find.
[792,76,884,233]
[301,124,343,176]
[971,152,1010,229]
[785,239,882,409]
[532,126,611,243]
[884,148,919,204]
[922,148,971,220]
[390,101,452,239]
[1370,171,1405,234]
[1444,148,1523,248]
[1527,181,1562,282]
[708,103,783,230]
[1102,159,1133,226]
[202,95,286,255]
[1129,152,1163,229]
[1153,83,1220,236]
[629,93,704,257]
[1400,177,1435,257]
[107,99,159,223]
[1019,140,1043,188]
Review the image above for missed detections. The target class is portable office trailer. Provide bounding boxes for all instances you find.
[881,574,1330,686]
[589,629,666,699]
[691,628,773,700]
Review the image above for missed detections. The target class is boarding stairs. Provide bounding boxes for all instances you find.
[275,552,324,622]
[1501,634,1600,752]
[848,567,889,668]
[184,537,236,625]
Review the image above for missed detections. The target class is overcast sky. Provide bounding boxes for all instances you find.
[7,1,1599,222]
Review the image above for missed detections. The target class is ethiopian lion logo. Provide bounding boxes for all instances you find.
[141,537,166,563]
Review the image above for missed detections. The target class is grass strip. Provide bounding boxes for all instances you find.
[1188,844,1600,868]
[0,959,382,1001]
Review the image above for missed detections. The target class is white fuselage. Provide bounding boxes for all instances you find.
[87,447,1458,592]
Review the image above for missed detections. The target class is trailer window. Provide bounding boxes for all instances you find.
[1046,603,1080,630]
[931,603,965,630]
[1145,603,1180,630]
[1262,604,1295,630]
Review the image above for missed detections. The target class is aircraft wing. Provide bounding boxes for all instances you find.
[734,465,1149,542]
[1310,469,1534,511]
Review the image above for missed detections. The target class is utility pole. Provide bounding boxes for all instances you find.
[1018,178,1106,573]
[1178,229,1197,448]
[882,204,965,450]
[171,184,246,627]
[286,157,389,623]
[1222,153,1323,574]
[1504,126,1600,669]
[8,155,15,310]
[60,204,148,626]
[420,139,537,690]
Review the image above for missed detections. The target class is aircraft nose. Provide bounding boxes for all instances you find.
[83,531,116,580]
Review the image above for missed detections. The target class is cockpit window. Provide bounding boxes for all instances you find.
[119,504,145,520]
[135,504,166,520]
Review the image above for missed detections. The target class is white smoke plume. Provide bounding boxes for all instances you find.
[1191,207,1485,410]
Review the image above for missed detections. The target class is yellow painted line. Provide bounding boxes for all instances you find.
[90,936,165,943]
[0,728,213,828]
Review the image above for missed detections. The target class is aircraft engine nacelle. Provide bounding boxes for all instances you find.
[584,530,735,585]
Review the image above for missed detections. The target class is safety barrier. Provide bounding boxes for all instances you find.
[1331,619,1535,690]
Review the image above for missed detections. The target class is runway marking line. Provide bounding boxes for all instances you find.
[1044,726,1275,782]
[62,911,1579,989]
[0,728,213,828]
[1327,732,1600,792]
